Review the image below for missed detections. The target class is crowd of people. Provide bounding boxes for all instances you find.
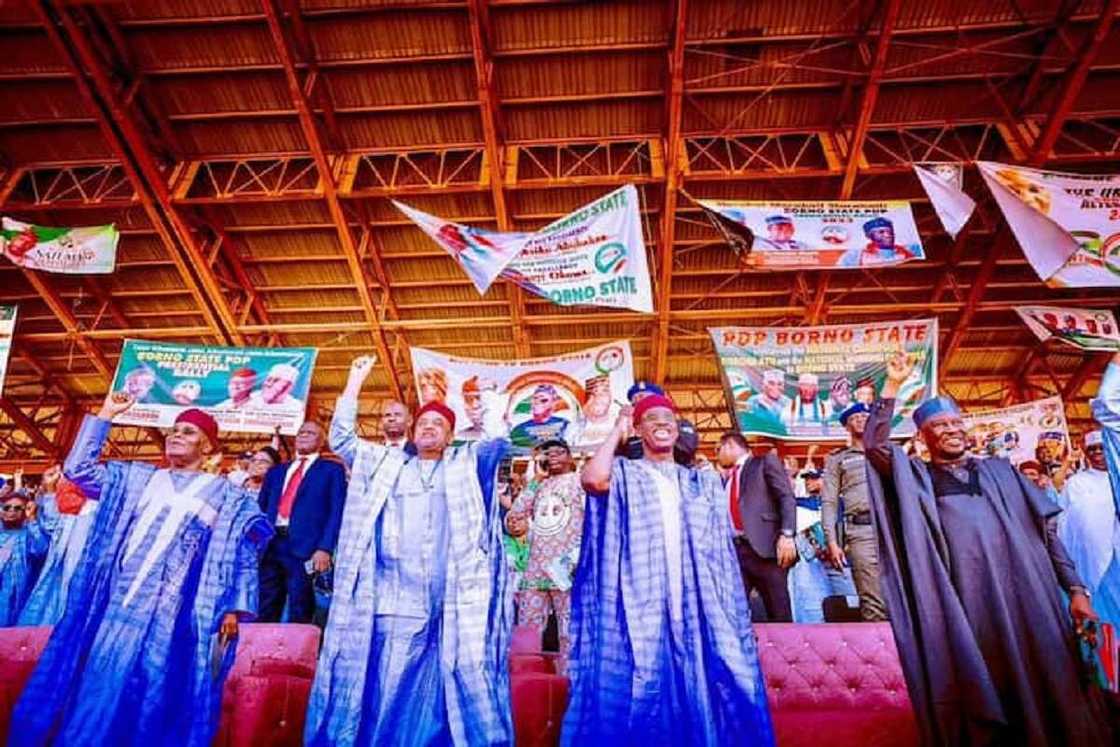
[0,350,1116,746]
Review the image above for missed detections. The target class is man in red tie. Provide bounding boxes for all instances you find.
[717,431,797,621]
[257,420,347,624]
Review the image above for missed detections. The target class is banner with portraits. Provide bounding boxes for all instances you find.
[1,218,118,274]
[960,396,1071,466]
[0,306,14,395]
[913,163,976,239]
[977,161,1120,287]
[695,198,925,270]
[109,340,318,436]
[395,185,653,313]
[1015,304,1120,352]
[710,319,939,441]
[409,340,635,452]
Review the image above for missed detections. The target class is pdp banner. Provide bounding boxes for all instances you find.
[960,396,1071,466]
[977,161,1120,287]
[409,340,634,452]
[0,306,14,395]
[110,340,318,436]
[696,198,924,270]
[1,218,118,274]
[710,319,938,441]
[395,185,653,313]
[1016,304,1120,352]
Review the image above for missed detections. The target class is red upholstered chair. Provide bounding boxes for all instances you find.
[755,623,920,747]
[214,623,321,747]
[0,626,51,744]
[510,671,569,747]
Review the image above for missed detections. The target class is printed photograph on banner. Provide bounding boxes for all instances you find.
[0,306,15,395]
[409,340,634,452]
[502,185,653,313]
[0,218,118,274]
[958,396,1070,466]
[978,161,1120,287]
[696,199,925,270]
[1016,305,1120,351]
[109,340,318,435]
[710,320,938,441]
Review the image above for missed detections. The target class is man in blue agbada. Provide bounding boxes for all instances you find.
[18,464,100,626]
[564,393,775,746]
[305,354,512,747]
[0,488,48,626]
[11,393,273,747]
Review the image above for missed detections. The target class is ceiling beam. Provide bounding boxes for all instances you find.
[652,0,688,384]
[941,0,1120,372]
[261,0,403,401]
[467,0,530,357]
[807,0,901,326]
[0,398,58,456]
[36,1,243,346]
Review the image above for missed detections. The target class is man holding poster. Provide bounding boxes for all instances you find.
[305,355,513,746]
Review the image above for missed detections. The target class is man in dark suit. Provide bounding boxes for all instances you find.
[258,420,347,623]
[717,431,797,621]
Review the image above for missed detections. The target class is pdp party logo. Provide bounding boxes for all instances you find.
[594,242,627,274]
[594,344,626,374]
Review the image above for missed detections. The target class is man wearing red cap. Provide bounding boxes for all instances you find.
[306,354,513,746]
[563,394,775,745]
[12,392,273,747]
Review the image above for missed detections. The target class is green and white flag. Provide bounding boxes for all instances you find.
[1,218,118,274]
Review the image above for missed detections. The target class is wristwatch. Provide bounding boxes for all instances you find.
[1070,585,1092,599]
[780,529,795,538]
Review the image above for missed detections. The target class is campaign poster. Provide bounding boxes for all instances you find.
[913,162,975,239]
[978,161,1120,287]
[109,340,318,436]
[396,185,653,313]
[1016,304,1120,352]
[0,306,15,395]
[960,396,1071,466]
[696,199,924,270]
[710,319,938,441]
[409,340,634,452]
[1,218,118,274]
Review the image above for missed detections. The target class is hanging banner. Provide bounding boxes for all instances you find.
[695,198,925,270]
[913,163,976,239]
[710,319,938,441]
[0,306,15,395]
[396,185,653,313]
[409,340,634,452]
[109,340,318,436]
[960,396,1071,466]
[1016,304,1120,351]
[0,218,118,274]
[977,161,1120,287]
[390,202,528,294]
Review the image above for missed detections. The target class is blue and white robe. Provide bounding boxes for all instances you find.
[18,492,98,626]
[0,520,48,626]
[1083,360,1120,625]
[305,396,511,747]
[11,415,272,747]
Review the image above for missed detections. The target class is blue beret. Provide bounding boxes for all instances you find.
[765,215,793,226]
[862,216,893,234]
[801,469,823,479]
[913,396,961,428]
[839,402,871,426]
[626,380,665,402]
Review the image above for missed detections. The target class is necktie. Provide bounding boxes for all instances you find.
[278,458,307,520]
[729,464,744,532]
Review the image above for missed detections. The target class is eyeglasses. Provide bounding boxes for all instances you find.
[1,504,25,512]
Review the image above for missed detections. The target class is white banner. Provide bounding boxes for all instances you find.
[960,396,1071,466]
[978,161,1120,287]
[1016,305,1120,351]
[0,306,14,395]
[695,198,925,270]
[396,185,653,313]
[409,340,635,452]
[913,163,975,239]
[1,218,118,274]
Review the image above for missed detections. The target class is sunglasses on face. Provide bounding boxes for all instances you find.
[1,504,25,512]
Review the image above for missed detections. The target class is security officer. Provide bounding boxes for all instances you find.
[821,402,887,620]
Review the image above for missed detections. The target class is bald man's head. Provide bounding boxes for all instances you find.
[380,400,412,441]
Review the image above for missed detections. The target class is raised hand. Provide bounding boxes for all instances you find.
[885,348,917,384]
[343,355,378,398]
[614,405,634,444]
[98,391,136,421]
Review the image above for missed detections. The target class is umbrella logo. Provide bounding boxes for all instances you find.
[594,242,627,274]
